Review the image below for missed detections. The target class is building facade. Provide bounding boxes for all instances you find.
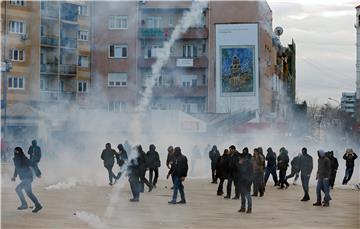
[341,92,356,118]
[1,0,91,144]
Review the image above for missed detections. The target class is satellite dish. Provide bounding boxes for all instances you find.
[274,26,284,36]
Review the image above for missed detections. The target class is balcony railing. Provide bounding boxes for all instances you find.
[61,37,77,48]
[152,85,207,97]
[60,64,77,75]
[139,27,208,40]
[40,90,76,101]
[138,56,208,68]
[41,36,59,46]
[41,8,59,19]
[40,64,58,73]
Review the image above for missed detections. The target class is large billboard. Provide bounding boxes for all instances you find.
[215,23,259,113]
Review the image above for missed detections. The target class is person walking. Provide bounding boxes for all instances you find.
[167,147,188,204]
[209,145,221,184]
[285,154,301,185]
[166,146,175,188]
[238,147,254,214]
[298,147,313,201]
[342,149,358,185]
[313,149,331,207]
[11,147,42,213]
[327,151,338,189]
[224,145,240,199]
[101,143,117,185]
[137,145,153,193]
[216,149,230,196]
[252,148,265,197]
[264,147,278,186]
[277,147,290,189]
[115,144,128,180]
[146,144,161,188]
[27,140,42,178]
[128,151,141,202]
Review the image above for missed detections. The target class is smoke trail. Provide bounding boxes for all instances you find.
[45,178,77,190]
[74,211,109,229]
[130,1,208,141]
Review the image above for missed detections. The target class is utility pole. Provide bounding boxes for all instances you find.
[1,60,12,145]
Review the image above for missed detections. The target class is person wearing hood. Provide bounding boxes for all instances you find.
[238,147,254,214]
[252,148,265,197]
[209,145,221,184]
[128,149,141,202]
[264,147,278,187]
[342,148,358,185]
[146,144,161,188]
[11,147,42,213]
[115,144,128,180]
[299,147,313,201]
[27,140,42,178]
[166,146,175,188]
[167,147,188,204]
[101,143,117,185]
[326,151,338,189]
[224,145,241,200]
[216,149,231,196]
[277,147,290,189]
[137,145,153,193]
[285,154,301,185]
[313,149,331,207]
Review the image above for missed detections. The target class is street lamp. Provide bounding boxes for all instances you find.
[1,60,12,145]
[328,97,340,108]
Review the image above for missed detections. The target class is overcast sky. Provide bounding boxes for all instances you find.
[267,0,358,105]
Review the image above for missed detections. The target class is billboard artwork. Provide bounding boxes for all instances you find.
[220,46,255,95]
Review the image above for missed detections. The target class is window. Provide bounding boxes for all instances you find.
[108,44,128,58]
[78,81,88,92]
[108,101,127,112]
[108,73,127,87]
[182,75,197,87]
[78,30,88,41]
[9,21,26,34]
[183,45,197,58]
[168,15,174,27]
[40,79,45,90]
[108,16,128,29]
[145,17,162,28]
[10,0,25,6]
[9,49,25,61]
[60,80,64,91]
[8,76,25,89]
[145,45,162,58]
[78,5,88,16]
[78,56,89,67]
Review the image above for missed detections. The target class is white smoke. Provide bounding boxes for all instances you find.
[74,211,109,229]
[45,177,77,190]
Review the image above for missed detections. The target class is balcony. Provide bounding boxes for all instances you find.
[40,90,76,101]
[41,8,59,19]
[139,27,208,40]
[138,56,208,68]
[40,64,58,74]
[152,86,207,97]
[41,36,59,46]
[60,64,77,75]
[61,37,77,48]
[61,3,78,22]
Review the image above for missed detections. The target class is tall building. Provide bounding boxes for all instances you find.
[356,5,360,122]
[341,92,356,118]
[1,0,91,143]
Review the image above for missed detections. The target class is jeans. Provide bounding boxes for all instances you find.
[129,176,140,200]
[316,178,331,203]
[105,165,116,184]
[226,175,239,198]
[301,173,310,197]
[30,160,42,177]
[253,172,264,196]
[15,179,41,207]
[342,167,354,185]
[264,166,278,185]
[240,191,252,209]
[149,168,159,186]
[279,169,289,188]
[172,176,185,202]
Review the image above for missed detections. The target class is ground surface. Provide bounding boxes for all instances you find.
[2,167,360,229]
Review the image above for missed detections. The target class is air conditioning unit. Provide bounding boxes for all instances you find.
[20,34,28,41]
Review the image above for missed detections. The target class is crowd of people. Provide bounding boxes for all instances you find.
[8,139,358,215]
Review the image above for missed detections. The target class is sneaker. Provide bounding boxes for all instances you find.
[148,186,153,192]
[285,184,290,189]
[238,208,245,213]
[232,196,239,200]
[168,200,176,204]
[301,196,310,202]
[246,208,252,214]
[251,194,258,197]
[17,205,28,210]
[109,182,113,186]
[224,196,230,199]
[313,202,322,206]
[217,191,223,196]
[32,205,42,213]
[322,202,329,207]
[177,200,186,204]
[130,198,139,202]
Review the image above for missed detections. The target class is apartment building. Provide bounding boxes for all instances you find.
[1,0,91,143]
[341,92,356,118]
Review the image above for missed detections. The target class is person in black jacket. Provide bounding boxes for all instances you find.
[166,146,175,188]
[146,144,161,188]
[27,140,42,178]
[11,147,42,213]
[277,147,290,189]
[285,154,301,185]
[224,145,241,199]
[238,148,254,214]
[101,143,117,185]
[264,147,278,186]
[209,145,220,184]
[216,149,230,196]
[167,147,188,204]
[313,149,331,207]
[342,148,358,185]
[115,144,128,180]
[128,151,141,202]
[299,147,313,201]
[327,151,338,189]
[137,145,153,193]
